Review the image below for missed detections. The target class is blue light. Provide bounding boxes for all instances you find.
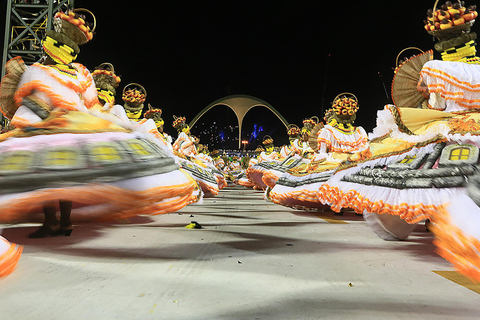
[250,124,264,141]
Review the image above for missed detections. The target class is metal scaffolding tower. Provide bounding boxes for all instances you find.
[1,0,74,78]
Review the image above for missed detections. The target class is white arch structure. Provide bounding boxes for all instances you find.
[189,94,289,149]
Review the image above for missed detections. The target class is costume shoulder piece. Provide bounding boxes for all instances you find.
[0,57,27,119]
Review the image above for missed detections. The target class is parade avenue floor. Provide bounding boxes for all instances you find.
[0,186,479,320]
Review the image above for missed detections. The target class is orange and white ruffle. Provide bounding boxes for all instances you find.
[270,181,326,208]
[420,60,480,112]
[318,179,460,223]
[0,170,198,223]
[317,125,368,154]
[0,236,22,278]
[246,166,269,190]
[262,170,281,188]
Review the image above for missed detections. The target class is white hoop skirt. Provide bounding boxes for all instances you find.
[318,105,480,281]
[0,111,199,224]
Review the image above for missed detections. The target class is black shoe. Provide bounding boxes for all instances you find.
[28,224,60,238]
[59,224,73,236]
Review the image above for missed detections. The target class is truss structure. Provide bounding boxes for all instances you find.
[2,0,74,77]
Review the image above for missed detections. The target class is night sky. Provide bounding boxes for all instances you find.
[2,0,450,149]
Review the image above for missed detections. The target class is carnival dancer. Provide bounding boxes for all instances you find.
[279,125,302,159]
[0,8,198,238]
[92,63,121,107]
[228,155,242,171]
[143,104,174,152]
[251,146,264,166]
[172,115,219,196]
[195,144,211,165]
[92,62,136,124]
[259,136,279,162]
[208,149,228,189]
[262,121,317,190]
[269,95,368,210]
[236,146,264,188]
[211,149,226,171]
[197,145,227,189]
[122,82,146,122]
[224,155,243,182]
[245,136,280,190]
[92,64,176,156]
[172,116,197,158]
[316,1,480,282]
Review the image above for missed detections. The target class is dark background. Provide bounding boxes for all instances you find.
[2,0,450,149]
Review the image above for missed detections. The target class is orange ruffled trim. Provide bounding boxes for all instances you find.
[431,208,480,283]
[197,180,219,196]
[421,67,480,109]
[317,184,440,223]
[0,240,23,278]
[37,63,94,95]
[10,114,32,129]
[270,188,321,207]
[14,80,77,110]
[422,67,480,92]
[262,171,280,188]
[246,167,267,189]
[173,137,196,157]
[216,175,228,189]
[237,179,255,188]
[0,180,197,223]
[317,128,368,153]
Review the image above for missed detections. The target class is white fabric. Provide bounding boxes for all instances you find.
[421,60,480,112]
[447,193,480,240]
[317,125,368,154]
[0,236,10,255]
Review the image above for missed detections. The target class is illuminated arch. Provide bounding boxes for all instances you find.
[189,94,289,149]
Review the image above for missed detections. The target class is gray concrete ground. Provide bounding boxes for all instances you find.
[0,186,479,320]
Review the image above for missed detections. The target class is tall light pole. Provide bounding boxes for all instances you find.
[242,140,248,150]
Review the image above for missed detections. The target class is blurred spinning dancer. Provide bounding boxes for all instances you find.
[0,7,198,238]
